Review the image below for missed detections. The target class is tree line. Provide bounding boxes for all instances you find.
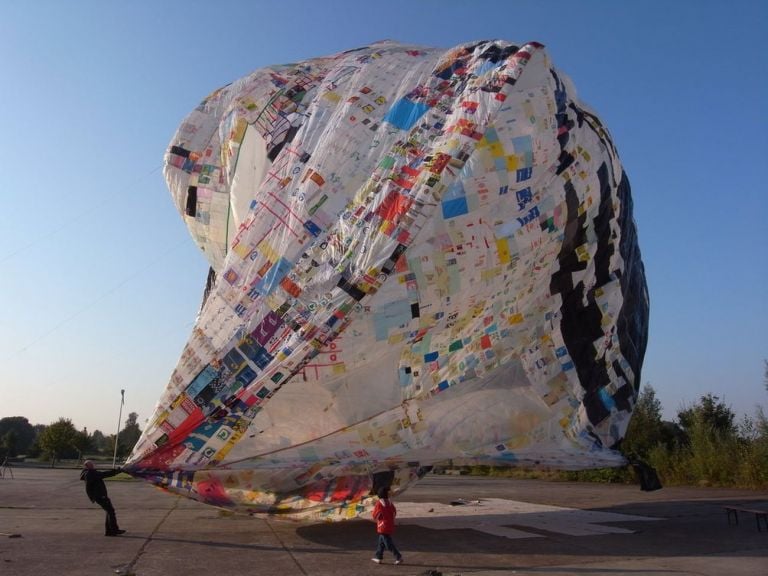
[0,412,143,467]
[604,385,768,488]
[607,361,768,488]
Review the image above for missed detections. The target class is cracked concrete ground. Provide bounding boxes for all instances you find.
[1,467,766,575]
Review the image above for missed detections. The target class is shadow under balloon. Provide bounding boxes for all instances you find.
[295,497,768,560]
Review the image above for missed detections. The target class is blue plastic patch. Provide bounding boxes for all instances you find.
[442,197,469,219]
[599,387,617,411]
[384,98,430,131]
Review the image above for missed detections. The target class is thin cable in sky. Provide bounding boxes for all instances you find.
[2,236,188,361]
[0,165,164,264]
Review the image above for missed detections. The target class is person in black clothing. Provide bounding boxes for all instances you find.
[80,460,125,536]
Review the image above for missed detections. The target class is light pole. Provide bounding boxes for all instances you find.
[112,389,125,468]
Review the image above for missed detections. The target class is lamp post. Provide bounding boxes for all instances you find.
[112,389,125,468]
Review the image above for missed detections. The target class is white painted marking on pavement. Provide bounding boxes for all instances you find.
[397,498,659,539]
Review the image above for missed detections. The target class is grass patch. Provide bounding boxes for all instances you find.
[105,473,137,482]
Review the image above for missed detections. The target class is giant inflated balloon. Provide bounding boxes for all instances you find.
[126,40,649,520]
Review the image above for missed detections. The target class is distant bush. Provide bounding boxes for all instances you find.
[647,410,768,489]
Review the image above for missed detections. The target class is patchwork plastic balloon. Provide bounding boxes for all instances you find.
[126,40,649,520]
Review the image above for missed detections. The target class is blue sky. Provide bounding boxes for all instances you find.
[1,0,766,435]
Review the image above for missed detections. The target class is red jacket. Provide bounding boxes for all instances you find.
[372,498,396,534]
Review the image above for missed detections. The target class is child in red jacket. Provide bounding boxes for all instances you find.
[371,487,403,564]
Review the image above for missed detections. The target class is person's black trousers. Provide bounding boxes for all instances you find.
[94,496,119,534]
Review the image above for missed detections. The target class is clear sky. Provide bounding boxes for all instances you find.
[1,0,766,436]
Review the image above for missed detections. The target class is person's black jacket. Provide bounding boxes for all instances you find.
[79,468,121,502]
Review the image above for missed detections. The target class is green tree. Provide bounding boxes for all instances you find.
[72,427,91,460]
[1,430,19,458]
[622,385,664,459]
[90,430,108,454]
[111,412,142,459]
[38,418,78,467]
[646,393,764,488]
[678,394,735,437]
[26,424,47,458]
[756,406,768,439]
[0,416,36,455]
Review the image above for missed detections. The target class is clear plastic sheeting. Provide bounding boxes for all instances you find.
[126,40,649,521]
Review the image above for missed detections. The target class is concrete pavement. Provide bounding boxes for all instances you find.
[1,467,766,575]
